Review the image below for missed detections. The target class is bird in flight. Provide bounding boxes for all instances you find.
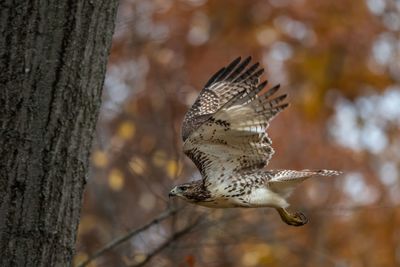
[169,57,341,226]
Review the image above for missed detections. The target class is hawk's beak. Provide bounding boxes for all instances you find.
[169,187,178,198]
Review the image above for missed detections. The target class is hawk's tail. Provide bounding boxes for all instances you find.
[268,169,342,198]
[270,169,342,182]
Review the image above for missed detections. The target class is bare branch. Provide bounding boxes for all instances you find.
[77,208,180,267]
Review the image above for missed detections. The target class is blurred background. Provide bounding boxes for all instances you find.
[74,0,400,266]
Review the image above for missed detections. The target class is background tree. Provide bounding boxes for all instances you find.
[0,1,118,266]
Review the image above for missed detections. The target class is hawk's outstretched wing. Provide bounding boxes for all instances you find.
[181,56,262,141]
[182,57,288,185]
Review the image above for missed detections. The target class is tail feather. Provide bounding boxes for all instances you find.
[315,169,343,176]
[268,169,342,198]
[269,169,342,183]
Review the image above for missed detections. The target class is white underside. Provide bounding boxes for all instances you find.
[195,187,289,209]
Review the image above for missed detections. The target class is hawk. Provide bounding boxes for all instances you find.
[169,57,341,226]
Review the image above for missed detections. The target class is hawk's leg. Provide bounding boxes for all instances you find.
[276,208,308,227]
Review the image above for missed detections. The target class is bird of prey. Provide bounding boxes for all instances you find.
[169,57,341,226]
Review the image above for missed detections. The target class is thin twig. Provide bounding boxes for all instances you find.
[130,216,204,267]
[77,208,180,267]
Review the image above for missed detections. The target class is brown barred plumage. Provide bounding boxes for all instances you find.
[170,57,342,227]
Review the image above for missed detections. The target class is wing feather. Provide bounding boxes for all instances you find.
[181,56,263,141]
[181,57,288,187]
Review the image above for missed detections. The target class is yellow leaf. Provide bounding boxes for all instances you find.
[108,169,124,191]
[77,215,97,235]
[134,254,147,264]
[122,253,147,266]
[256,27,277,46]
[165,160,182,179]
[73,252,97,267]
[129,157,146,175]
[241,243,273,267]
[242,250,259,267]
[117,121,135,140]
[92,150,108,168]
[155,48,174,65]
[152,150,167,167]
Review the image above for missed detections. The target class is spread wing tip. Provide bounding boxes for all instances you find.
[183,56,286,142]
[204,56,265,88]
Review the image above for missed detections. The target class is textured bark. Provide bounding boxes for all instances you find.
[0,1,118,266]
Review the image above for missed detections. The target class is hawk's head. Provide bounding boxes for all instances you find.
[169,181,211,203]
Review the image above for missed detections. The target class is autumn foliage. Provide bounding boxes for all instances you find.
[75,1,400,266]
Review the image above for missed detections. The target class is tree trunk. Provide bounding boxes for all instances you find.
[0,1,118,266]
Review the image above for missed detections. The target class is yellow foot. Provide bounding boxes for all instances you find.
[276,208,308,227]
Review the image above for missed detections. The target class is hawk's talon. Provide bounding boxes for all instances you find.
[291,211,308,226]
[276,208,308,227]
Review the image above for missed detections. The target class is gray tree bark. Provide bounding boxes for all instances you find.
[0,1,118,266]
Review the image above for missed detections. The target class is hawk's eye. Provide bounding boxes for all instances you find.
[179,186,187,191]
